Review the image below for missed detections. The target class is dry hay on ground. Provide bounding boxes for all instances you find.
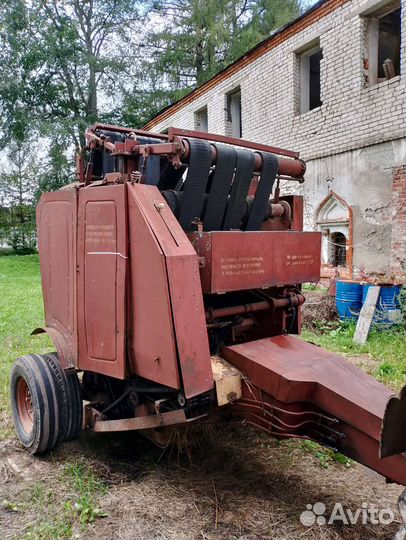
[0,425,403,540]
[302,290,338,330]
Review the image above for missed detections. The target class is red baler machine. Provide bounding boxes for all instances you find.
[10,125,406,519]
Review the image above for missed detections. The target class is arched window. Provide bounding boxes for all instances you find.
[330,232,346,267]
[316,192,352,272]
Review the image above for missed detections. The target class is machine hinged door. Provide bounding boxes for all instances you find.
[36,190,78,368]
[77,185,127,379]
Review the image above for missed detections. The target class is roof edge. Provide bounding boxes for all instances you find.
[143,0,341,130]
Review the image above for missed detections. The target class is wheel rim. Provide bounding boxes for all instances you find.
[16,377,34,433]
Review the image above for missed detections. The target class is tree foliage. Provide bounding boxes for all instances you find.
[1,0,305,141]
[0,142,39,252]
[0,0,305,251]
[153,0,301,85]
[0,0,144,146]
[121,0,302,126]
[0,0,146,250]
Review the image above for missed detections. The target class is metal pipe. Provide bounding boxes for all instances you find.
[169,127,298,158]
[181,139,306,180]
[205,292,305,320]
[206,300,271,320]
[162,191,291,222]
[263,200,291,220]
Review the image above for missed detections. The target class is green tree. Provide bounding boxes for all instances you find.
[0,0,146,250]
[0,138,74,252]
[155,0,302,85]
[228,0,305,61]
[121,0,302,126]
[0,142,39,252]
[37,141,74,196]
[0,0,144,147]
[0,0,33,143]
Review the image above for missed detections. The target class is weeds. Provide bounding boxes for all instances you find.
[29,483,55,506]
[312,319,342,336]
[22,519,72,540]
[301,440,353,469]
[64,461,107,495]
[15,464,108,539]
[12,483,73,540]
[302,283,325,292]
[2,499,21,512]
[399,285,406,326]
[63,461,108,524]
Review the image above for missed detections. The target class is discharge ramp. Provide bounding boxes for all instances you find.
[223,335,406,485]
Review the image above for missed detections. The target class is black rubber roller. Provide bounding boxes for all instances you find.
[203,145,236,231]
[178,138,212,231]
[245,151,278,231]
[157,161,186,191]
[222,148,255,230]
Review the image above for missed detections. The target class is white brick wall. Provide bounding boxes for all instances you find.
[146,0,406,163]
[145,0,406,277]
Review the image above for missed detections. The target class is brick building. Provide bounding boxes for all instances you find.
[143,0,406,281]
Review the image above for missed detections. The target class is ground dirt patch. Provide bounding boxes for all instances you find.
[1,425,403,540]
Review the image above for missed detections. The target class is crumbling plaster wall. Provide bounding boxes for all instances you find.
[300,138,406,274]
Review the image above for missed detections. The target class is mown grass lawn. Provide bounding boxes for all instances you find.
[0,254,53,438]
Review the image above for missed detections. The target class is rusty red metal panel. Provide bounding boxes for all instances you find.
[290,195,304,232]
[222,335,406,485]
[188,234,212,293]
[127,184,214,398]
[77,185,127,379]
[381,385,406,458]
[189,231,321,293]
[127,187,181,389]
[36,190,78,368]
[224,335,392,435]
[165,253,213,398]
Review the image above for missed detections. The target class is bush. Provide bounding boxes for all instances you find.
[0,205,37,254]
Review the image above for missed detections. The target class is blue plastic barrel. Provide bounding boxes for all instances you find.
[336,280,363,320]
[362,284,401,326]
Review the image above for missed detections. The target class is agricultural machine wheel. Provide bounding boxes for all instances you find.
[42,352,82,442]
[10,353,82,454]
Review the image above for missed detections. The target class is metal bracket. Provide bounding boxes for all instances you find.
[90,408,188,432]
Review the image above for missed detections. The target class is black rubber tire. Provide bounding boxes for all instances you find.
[10,354,61,454]
[65,367,83,441]
[42,352,82,442]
